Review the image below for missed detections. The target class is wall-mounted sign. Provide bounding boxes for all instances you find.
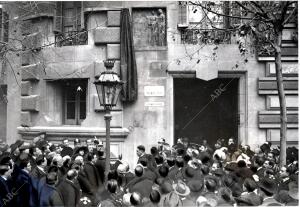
[144,86,165,97]
[145,102,165,107]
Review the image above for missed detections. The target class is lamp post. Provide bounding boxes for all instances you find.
[94,60,123,184]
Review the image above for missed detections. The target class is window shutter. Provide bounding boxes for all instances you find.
[0,8,9,42]
[53,1,63,33]
[80,2,85,30]
[0,8,3,41]
[3,11,8,42]
[74,1,84,30]
[178,1,188,28]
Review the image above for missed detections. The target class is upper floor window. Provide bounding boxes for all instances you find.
[0,6,9,43]
[178,1,239,44]
[54,2,87,47]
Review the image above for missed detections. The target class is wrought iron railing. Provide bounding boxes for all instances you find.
[55,30,88,47]
[180,28,233,45]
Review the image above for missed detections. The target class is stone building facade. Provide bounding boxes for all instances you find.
[0,1,298,168]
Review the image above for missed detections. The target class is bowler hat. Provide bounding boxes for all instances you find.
[234,196,253,206]
[74,146,88,155]
[173,180,190,197]
[160,181,173,194]
[10,140,24,153]
[0,154,11,166]
[187,179,204,193]
[61,146,73,157]
[259,177,277,195]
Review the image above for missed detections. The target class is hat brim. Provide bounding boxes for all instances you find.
[173,184,190,197]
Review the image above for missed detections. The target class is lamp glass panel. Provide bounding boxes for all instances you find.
[95,84,105,106]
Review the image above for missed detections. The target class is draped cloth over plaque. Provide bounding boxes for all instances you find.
[120,8,138,102]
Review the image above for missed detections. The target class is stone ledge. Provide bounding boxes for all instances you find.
[18,126,129,140]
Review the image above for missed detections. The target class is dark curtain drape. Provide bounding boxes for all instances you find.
[120,8,138,102]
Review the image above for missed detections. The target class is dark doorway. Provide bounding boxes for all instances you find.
[174,78,239,146]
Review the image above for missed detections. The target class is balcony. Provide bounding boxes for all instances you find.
[55,30,88,47]
[180,29,233,45]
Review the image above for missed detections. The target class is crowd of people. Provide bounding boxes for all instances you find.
[0,135,298,207]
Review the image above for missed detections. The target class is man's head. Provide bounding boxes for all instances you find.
[228,138,235,146]
[279,166,289,179]
[135,165,143,177]
[67,169,78,181]
[36,155,47,168]
[199,145,207,152]
[46,172,58,186]
[136,145,145,157]
[0,156,13,178]
[258,178,277,198]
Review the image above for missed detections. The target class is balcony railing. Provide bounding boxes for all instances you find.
[55,30,88,47]
[180,29,233,45]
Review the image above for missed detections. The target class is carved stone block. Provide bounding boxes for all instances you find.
[94,28,120,44]
[21,81,32,96]
[20,111,32,126]
[107,11,121,27]
[21,64,41,81]
[107,44,120,59]
[21,95,39,111]
[22,32,42,51]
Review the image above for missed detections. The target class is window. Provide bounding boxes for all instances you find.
[178,2,234,44]
[63,79,87,125]
[54,2,87,46]
[0,7,9,43]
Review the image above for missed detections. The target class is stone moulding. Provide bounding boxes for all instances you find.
[17,126,129,141]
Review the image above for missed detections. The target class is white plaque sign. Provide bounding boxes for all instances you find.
[145,102,165,107]
[144,86,165,97]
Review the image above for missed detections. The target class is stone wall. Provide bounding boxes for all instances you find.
[3,1,298,168]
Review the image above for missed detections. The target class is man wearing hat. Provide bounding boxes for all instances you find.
[258,177,282,206]
[12,152,35,207]
[184,179,204,206]
[9,140,24,161]
[173,180,190,199]
[37,172,64,206]
[236,178,262,206]
[81,152,103,197]
[30,155,47,180]
[0,155,15,207]
[74,138,81,151]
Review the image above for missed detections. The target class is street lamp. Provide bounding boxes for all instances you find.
[94,59,123,184]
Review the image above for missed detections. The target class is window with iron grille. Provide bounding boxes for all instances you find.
[54,2,87,47]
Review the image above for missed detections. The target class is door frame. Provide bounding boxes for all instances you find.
[167,70,248,146]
